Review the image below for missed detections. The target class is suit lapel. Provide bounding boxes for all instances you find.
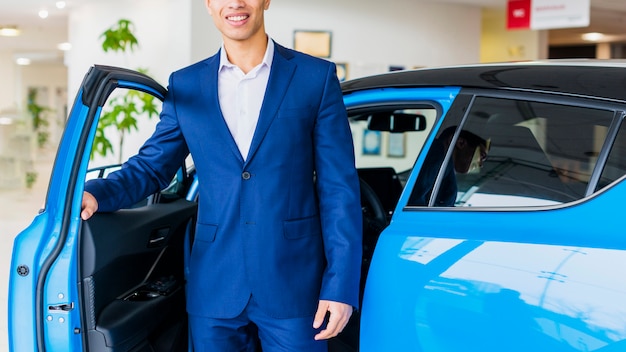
[199,51,245,164]
[245,43,296,164]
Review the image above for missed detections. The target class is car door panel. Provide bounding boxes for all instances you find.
[8,65,200,351]
[80,199,196,351]
[361,176,626,352]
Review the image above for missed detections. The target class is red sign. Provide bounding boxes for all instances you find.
[507,0,531,30]
[507,0,590,30]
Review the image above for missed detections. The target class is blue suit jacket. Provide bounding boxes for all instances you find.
[85,42,363,319]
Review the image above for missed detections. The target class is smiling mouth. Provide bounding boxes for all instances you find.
[226,15,249,22]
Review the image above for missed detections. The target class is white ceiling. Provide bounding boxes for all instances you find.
[0,0,625,63]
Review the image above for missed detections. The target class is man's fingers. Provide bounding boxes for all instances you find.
[314,312,342,340]
[313,301,329,329]
[313,300,352,340]
[81,209,92,220]
[81,191,98,220]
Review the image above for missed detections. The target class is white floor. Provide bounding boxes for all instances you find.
[0,148,54,351]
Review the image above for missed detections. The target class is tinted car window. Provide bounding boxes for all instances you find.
[597,118,626,191]
[409,96,614,207]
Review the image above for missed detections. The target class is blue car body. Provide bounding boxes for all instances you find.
[345,63,626,352]
[9,62,626,351]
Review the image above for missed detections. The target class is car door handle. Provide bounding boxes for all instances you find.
[149,227,170,248]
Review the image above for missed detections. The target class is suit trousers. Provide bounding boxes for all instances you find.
[189,295,328,352]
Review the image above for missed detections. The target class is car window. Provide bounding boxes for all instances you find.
[349,105,437,218]
[408,96,615,207]
[596,118,626,191]
[85,87,192,204]
[350,106,437,176]
[85,164,122,181]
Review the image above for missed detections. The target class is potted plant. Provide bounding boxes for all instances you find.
[27,87,52,149]
[92,19,159,163]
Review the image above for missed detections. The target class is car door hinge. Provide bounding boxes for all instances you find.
[48,302,74,312]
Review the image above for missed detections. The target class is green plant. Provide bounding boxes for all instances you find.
[25,171,38,189]
[92,78,159,162]
[99,19,139,53]
[93,19,158,162]
[27,87,53,148]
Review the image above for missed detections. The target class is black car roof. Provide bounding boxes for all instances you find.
[341,60,626,102]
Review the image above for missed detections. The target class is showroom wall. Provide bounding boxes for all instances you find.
[66,0,193,94]
[0,24,67,117]
[0,23,68,188]
[0,62,68,146]
[66,0,194,164]
[187,0,485,76]
[67,0,484,92]
[0,52,15,114]
[63,0,487,165]
[0,0,551,180]
[481,8,548,62]
[264,0,483,77]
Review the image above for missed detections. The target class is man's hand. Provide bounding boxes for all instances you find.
[81,191,98,220]
[313,300,353,340]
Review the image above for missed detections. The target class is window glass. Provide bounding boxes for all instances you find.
[349,106,437,216]
[85,87,191,203]
[409,96,614,207]
[88,88,161,171]
[350,106,437,175]
[597,119,626,191]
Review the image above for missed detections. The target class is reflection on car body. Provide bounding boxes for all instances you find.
[398,238,626,352]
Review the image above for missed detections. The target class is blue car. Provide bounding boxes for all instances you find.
[9,61,626,351]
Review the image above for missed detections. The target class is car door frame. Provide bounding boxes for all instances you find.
[9,65,168,352]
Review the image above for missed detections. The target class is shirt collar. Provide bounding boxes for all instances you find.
[219,36,275,72]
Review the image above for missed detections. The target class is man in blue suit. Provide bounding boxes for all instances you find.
[80,0,362,350]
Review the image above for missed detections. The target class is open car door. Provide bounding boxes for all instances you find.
[9,66,197,352]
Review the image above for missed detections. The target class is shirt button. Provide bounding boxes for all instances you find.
[242,171,251,180]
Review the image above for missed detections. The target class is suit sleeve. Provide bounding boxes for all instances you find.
[85,75,190,212]
[313,62,363,309]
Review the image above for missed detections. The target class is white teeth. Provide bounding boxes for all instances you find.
[228,15,247,21]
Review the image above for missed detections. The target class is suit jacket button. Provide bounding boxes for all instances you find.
[242,171,251,180]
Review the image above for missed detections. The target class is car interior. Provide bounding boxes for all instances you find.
[80,200,196,352]
[405,95,618,208]
[328,109,432,351]
[80,164,197,352]
[451,96,616,207]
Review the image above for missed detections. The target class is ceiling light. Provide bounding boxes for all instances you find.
[38,9,49,19]
[56,1,66,9]
[0,26,20,37]
[16,58,31,66]
[582,32,604,41]
[57,42,72,51]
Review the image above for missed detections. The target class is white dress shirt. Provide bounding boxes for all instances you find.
[218,38,274,161]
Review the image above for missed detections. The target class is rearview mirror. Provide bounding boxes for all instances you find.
[368,112,427,132]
